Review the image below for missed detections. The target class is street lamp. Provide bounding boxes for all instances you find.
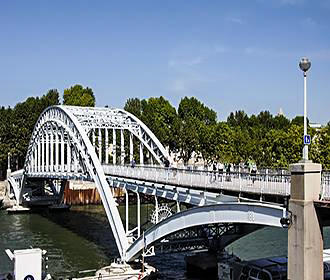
[299,57,311,161]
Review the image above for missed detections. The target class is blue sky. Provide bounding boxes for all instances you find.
[1,0,329,123]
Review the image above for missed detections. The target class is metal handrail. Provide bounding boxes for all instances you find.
[103,164,291,197]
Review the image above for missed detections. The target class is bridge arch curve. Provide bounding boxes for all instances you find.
[125,203,287,262]
[22,106,130,258]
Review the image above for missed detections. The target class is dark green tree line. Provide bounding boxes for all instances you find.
[0,85,95,179]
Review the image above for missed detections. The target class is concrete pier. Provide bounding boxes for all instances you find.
[288,162,323,280]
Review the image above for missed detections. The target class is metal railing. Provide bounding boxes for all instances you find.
[321,171,330,200]
[103,165,291,197]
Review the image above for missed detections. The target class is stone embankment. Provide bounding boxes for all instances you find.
[0,181,15,209]
[63,181,124,205]
[0,181,5,200]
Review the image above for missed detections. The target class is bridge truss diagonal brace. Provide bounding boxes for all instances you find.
[23,106,129,259]
[125,203,287,262]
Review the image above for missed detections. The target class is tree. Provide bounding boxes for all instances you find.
[176,117,200,164]
[124,98,143,119]
[291,116,309,126]
[310,125,330,169]
[257,111,274,129]
[41,89,60,108]
[140,97,178,152]
[227,110,249,128]
[273,115,290,130]
[0,90,60,177]
[177,97,217,163]
[63,84,95,107]
[178,97,217,125]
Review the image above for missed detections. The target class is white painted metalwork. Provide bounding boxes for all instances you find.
[8,104,330,263]
[125,202,287,261]
[20,106,129,259]
[108,176,238,206]
[7,105,171,260]
[103,165,291,197]
[151,204,172,224]
[62,106,170,164]
[321,171,330,200]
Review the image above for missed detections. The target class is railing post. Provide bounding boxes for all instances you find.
[239,166,241,192]
[98,128,102,163]
[113,128,116,165]
[45,126,49,172]
[50,126,54,172]
[137,192,141,238]
[105,128,109,164]
[61,131,65,172]
[265,168,269,193]
[155,195,159,224]
[120,129,124,165]
[125,187,129,235]
[41,132,45,172]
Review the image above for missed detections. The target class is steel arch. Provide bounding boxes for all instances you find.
[62,106,169,164]
[125,202,287,262]
[22,106,129,259]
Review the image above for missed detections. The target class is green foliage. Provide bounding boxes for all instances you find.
[178,97,217,125]
[124,98,143,119]
[121,95,330,169]
[0,90,60,178]
[63,84,95,107]
[141,97,178,151]
[2,88,330,178]
[227,110,249,128]
[291,115,309,126]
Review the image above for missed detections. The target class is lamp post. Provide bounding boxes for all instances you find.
[299,57,311,161]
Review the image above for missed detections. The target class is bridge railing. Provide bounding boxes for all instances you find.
[321,171,330,200]
[103,165,291,197]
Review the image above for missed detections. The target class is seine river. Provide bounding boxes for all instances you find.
[1,205,330,279]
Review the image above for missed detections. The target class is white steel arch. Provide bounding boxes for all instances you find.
[22,105,138,259]
[125,203,287,262]
[10,105,170,259]
[62,106,170,165]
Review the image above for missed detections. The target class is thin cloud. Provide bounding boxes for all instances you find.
[170,79,187,93]
[168,56,204,67]
[300,17,318,28]
[244,47,292,58]
[214,45,226,53]
[226,17,244,24]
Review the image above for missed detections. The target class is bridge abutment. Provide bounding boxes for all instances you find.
[288,162,323,280]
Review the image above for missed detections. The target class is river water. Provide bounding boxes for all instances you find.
[1,205,330,279]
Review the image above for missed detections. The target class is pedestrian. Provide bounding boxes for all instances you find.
[131,158,136,168]
[213,162,217,181]
[251,165,257,184]
[226,163,232,182]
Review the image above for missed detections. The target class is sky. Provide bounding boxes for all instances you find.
[0,0,330,123]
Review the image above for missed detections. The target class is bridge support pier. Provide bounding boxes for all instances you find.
[288,162,322,280]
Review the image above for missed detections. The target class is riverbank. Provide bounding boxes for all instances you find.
[0,181,5,199]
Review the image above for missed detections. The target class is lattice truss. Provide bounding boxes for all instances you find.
[24,105,169,179]
[154,223,262,254]
[18,105,169,259]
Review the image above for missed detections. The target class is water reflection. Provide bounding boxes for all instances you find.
[1,205,330,279]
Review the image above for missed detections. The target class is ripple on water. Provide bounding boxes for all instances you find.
[2,206,330,279]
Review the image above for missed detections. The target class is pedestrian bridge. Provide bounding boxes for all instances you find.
[6,105,330,262]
